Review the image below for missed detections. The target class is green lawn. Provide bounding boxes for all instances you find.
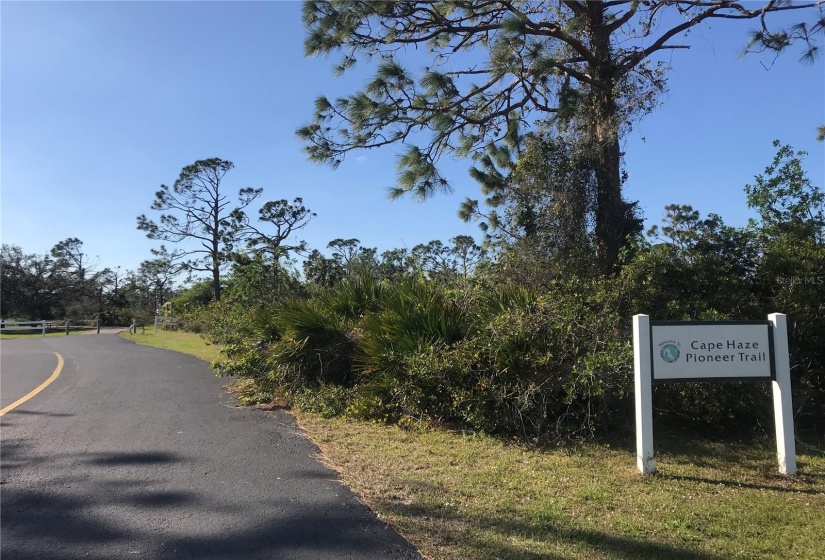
[117,329,223,363]
[122,330,825,560]
[297,414,824,560]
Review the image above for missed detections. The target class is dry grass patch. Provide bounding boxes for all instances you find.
[295,413,825,560]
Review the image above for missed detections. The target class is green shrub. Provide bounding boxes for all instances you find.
[446,281,632,440]
[171,280,215,316]
[257,297,354,387]
[323,272,385,320]
[758,234,825,436]
[355,278,466,377]
[349,342,463,425]
[618,228,825,437]
[346,277,633,440]
[207,228,824,442]
[292,385,355,418]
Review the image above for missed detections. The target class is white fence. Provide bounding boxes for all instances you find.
[154,316,178,333]
[0,319,100,336]
[0,320,46,336]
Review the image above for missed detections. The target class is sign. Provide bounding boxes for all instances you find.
[633,314,795,477]
[651,321,774,382]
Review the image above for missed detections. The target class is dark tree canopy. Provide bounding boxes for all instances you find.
[137,158,262,301]
[298,0,823,271]
[1,245,58,319]
[745,140,825,243]
[137,246,180,314]
[461,125,604,255]
[51,237,96,281]
[239,197,317,261]
[1,241,129,321]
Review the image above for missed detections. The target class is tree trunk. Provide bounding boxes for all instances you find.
[212,221,222,302]
[587,4,624,274]
[212,190,222,302]
[212,265,221,302]
[592,100,624,273]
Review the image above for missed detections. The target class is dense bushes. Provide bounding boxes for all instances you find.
[757,233,825,436]
[433,281,633,439]
[205,273,636,440]
[197,216,824,442]
[194,142,824,443]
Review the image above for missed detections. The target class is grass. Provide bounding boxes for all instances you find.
[122,330,825,560]
[297,416,825,560]
[117,329,223,363]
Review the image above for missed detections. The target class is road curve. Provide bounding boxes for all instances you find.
[0,333,421,559]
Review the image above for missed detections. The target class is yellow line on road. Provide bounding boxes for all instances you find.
[0,352,64,416]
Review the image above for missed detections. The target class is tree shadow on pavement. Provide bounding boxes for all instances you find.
[1,442,421,560]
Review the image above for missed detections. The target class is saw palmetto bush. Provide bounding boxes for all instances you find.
[323,271,385,320]
[210,271,637,439]
[349,279,468,421]
[263,296,355,388]
[355,279,466,376]
[214,275,383,403]
[343,278,634,439]
[212,296,351,400]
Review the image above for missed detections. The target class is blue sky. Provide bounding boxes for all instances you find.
[2,1,823,278]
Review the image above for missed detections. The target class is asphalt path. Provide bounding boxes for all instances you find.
[0,344,60,410]
[0,333,421,559]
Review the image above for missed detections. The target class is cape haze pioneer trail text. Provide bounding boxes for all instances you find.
[687,340,767,363]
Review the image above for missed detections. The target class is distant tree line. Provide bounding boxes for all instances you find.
[1,239,178,325]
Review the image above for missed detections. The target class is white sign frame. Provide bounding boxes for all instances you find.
[633,313,796,476]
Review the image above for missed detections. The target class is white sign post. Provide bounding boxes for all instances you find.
[633,313,795,476]
[633,315,655,474]
[769,313,796,475]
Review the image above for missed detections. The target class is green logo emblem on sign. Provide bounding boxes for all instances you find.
[660,344,680,363]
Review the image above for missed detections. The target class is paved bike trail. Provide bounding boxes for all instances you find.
[0,333,421,559]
